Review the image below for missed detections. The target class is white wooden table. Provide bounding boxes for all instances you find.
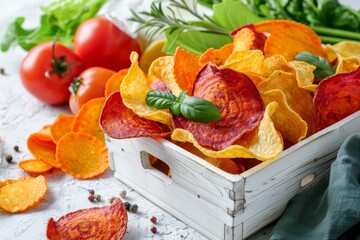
[0,0,357,239]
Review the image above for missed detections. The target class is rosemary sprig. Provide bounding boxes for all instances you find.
[129,0,229,41]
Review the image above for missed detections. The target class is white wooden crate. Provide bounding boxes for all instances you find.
[105,110,360,240]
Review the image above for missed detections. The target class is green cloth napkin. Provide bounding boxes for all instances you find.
[270,133,360,240]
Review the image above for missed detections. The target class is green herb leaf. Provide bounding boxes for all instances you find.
[171,90,187,115]
[1,0,106,52]
[145,90,221,123]
[180,96,221,123]
[146,90,176,109]
[295,51,336,80]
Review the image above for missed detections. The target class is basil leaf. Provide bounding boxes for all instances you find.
[145,90,176,109]
[180,97,221,123]
[171,90,187,116]
[295,51,336,79]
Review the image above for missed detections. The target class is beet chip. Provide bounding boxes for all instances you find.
[314,67,360,130]
[173,63,265,151]
[47,199,127,240]
[100,92,171,139]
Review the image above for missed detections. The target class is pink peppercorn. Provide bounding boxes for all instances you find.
[150,216,157,224]
[150,226,157,234]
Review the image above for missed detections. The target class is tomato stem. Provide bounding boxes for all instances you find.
[69,77,83,97]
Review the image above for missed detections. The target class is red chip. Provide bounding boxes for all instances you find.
[314,67,360,130]
[100,92,171,139]
[47,199,127,240]
[172,63,265,151]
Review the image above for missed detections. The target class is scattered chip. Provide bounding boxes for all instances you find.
[198,43,233,67]
[47,198,127,240]
[255,20,327,61]
[314,67,360,130]
[27,132,59,168]
[19,159,53,174]
[104,68,129,98]
[72,97,106,142]
[121,52,172,126]
[100,92,171,139]
[0,175,47,213]
[173,47,201,95]
[56,132,109,179]
[172,63,265,151]
[50,115,75,143]
[261,89,307,144]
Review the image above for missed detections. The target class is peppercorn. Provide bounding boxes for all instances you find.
[109,197,118,204]
[95,194,101,202]
[88,194,95,202]
[13,145,19,152]
[5,155,13,163]
[129,204,138,213]
[119,189,127,198]
[124,202,131,211]
[88,189,95,195]
[0,68,5,75]
[150,226,157,234]
[150,216,157,224]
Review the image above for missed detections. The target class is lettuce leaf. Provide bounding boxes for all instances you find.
[1,0,106,52]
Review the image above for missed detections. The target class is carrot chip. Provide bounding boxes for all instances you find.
[198,43,234,67]
[50,114,75,143]
[56,132,109,179]
[72,97,106,142]
[0,175,47,213]
[104,68,129,98]
[27,132,59,168]
[100,92,171,139]
[47,198,127,240]
[19,159,53,174]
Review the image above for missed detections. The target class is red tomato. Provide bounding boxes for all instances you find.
[69,67,115,114]
[20,42,85,105]
[74,17,141,71]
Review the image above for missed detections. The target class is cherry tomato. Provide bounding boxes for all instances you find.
[20,42,85,105]
[74,17,141,71]
[69,67,115,114]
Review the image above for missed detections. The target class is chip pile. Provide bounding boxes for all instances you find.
[100,19,360,174]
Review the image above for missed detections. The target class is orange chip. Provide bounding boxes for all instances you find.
[0,175,47,213]
[19,159,53,174]
[257,70,317,136]
[198,43,234,67]
[56,132,109,179]
[47,198,127,240]
[72,97,106,143]
[255,20,327,61]
[173,47,201,95]
[27,132,59,168]
[100,92,171,139]
[50,114,75,143]
[104,68,129,98]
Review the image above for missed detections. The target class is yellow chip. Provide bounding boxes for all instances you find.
[121,52,172,126]
[257,71,317,136]
[72,97,106,142]
[171,102,283,161]
[261,89,308,144]
[262,54,293,77]
[336,54,360,74]
[288,60,317,93]
[27,132,59,168]
[56,132,109,179]
[331,41,360,58]
[0,175,47,213]
[50,114,75,143]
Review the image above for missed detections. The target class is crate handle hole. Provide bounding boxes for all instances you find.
[140,151,172,183]
[300,172,316,188]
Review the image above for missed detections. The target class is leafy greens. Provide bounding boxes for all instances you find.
[1,0,107,52]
